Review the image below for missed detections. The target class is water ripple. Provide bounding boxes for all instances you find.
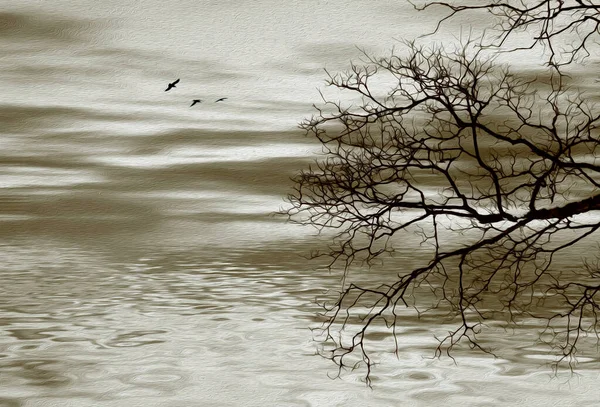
[0,241,598,405]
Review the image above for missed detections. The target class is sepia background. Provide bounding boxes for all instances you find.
[1,0,599,405]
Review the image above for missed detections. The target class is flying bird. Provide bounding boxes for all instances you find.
[215,97,228,103]
[165,79,180,92]
[190,99,203,107]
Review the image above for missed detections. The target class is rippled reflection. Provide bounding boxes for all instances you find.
[0,238,598,406]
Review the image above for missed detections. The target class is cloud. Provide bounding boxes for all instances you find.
[0,11,99,44]
[0,104,125,133]
[265,41,377,77]
[0,11,108,87]
[77,47,254,82]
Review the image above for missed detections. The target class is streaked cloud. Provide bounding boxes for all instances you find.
[0,11,100,44]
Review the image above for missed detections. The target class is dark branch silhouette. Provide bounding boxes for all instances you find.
[190,99,202,107]
[284,39,600,386]
[165,78,180,92]
[414,0,600,67]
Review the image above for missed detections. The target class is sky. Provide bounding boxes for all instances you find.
[3,0,587,134]
[0,1,472,132]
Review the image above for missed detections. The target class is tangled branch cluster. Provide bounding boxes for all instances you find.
[285,1,600,385]
[417,0,600,67]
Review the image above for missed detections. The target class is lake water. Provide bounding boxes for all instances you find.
[1,1,599,405]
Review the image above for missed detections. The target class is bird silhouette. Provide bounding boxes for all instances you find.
[215,97,228,103]
[190,99,203,107]
[165,79,180,92]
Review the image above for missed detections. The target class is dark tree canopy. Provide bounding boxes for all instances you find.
[285,2,600,386]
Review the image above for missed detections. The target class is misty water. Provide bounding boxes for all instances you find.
[2,1,600,406]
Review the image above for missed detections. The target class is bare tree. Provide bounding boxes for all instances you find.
[414,0,600,67]
[284,38,600,385]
